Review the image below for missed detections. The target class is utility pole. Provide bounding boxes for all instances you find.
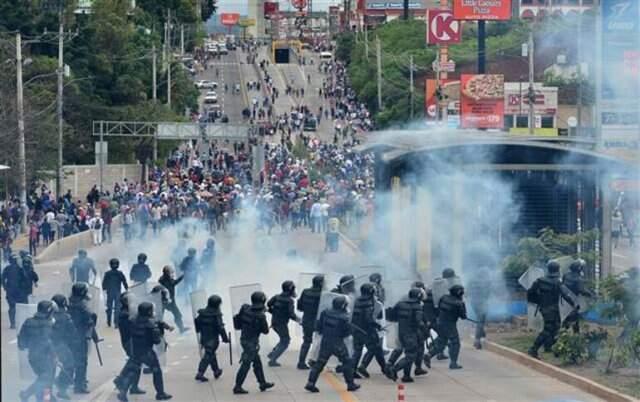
[576,0,583,136]
[166,9,172,108]
[16,33,27,232]
[527,30,535,135]
[180,24,184,57]
[56,6,64,199]
[403,0,409,21]
[409,54,414,120]
[152,44,157,102]
[376,36,382,111]
[364,24,368,56]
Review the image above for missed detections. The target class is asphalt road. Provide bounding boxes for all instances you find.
[1,222,603,402]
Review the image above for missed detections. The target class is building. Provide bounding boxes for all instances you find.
[518,0,597,19]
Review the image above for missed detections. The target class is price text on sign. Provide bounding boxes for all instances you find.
[427,9,462,44]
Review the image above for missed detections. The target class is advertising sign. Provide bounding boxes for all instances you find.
[453,0,512,21]
[292,0,307,9]
[238,18,256,27]
[425,79,459,120]
[264,2,279,18]
[220,13,240,26]
[427,9,461,44]
[504,83,557,115]
[460,74,505,129]
[366,0,424,10]
[600,0,640,150]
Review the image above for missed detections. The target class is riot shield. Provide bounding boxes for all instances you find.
[355,265,383,292]
[148,282,166,321]
[382,280,414,350]
[229,283,265,353]
[558,287,589,324]
[519,266,545,331]
[432,276,463,307]
[190,290,208,357]
[16,303,37,380]
[88,284,102,319]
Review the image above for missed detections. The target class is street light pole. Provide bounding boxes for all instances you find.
[16,33,28,232]
[56,6,64,198]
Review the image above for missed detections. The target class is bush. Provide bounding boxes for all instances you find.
[552,329,587,365]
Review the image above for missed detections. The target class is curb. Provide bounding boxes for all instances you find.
[485,341,638,402]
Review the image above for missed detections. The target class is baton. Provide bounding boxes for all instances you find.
[348,322,368,336]
[93,338,104,366]
[228,332,233,366]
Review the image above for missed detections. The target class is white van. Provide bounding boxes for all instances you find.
[319,51,333,61]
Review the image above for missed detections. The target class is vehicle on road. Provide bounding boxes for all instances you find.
[319,51,333,60]
[204,91,218,104]
[303,116,318,131]
[195,80,218,90]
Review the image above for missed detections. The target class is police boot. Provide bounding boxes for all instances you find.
[449,341,462,370]
[233,363,251,394]
[213,369,223,379]
[401,366,414,383]
[473,339,482,350]
[414,367,428,376]
[436,352,448,360]
[255,364,274,392]
[305,382,320,393]
[129,387,146,395]
[297,343,311,370]
[347,383,360,392]
[383,364,398,381]
[155,392,172,400]
[106,310,111,327]
[195,373,209,382]
[357,366,370,378]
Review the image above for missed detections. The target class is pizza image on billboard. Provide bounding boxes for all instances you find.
[460,74,505,129]
[453,0,512,21]
[462,74,504,101]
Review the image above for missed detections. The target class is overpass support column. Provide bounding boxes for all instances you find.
[599,173,612,281]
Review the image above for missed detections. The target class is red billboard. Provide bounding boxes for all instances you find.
[264,2,279,18]
[460,74,505,129]
[291,0,307,9]
[220,13,240,26]
[427,9,461,45]
[453,0,512,21]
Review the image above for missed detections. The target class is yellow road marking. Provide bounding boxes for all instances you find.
[322,371,359,402]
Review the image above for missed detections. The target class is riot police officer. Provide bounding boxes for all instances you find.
[19,252,39,300]
[332,275,356,297]
[527,261,576,359]
[369,273,385,303]
[562,259,594,333]
[305,296,360,393]
[411,281,434,376]
[431,267,459,361]
[113,293,147,397]
[384,288,426,382]
[129,253,152,284]
[18,300,56,402]
[195,295,230,381]
[468,266,492,349]
[267,281,300,367]
[116,302,172,401]
[232,291,274,394]
[102,258,128,328]
[51,294,76,400]
[179,248,198,301]
[158,265,188,333]
[426,284,467,369]
[2,254,27,328]
[351,283,386,378]
[296,275,324,370]
[68,282,98,393]
[69,250,97,284]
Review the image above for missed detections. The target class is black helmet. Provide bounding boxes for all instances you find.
[360,283,375,297]
[109,258,120,269]
[569,259,586,273]
[408,287,424,301]
[78,249,87,257]
[138,302,154,318]
[71,282,89,299]
[137,253,147,263]
[412,281,425,289]
[207,238,215,248]
[450,284,465,297]
[282,280,296,295]
[251,291,267,306]
[369,273,382,284]
[51,294,68,310]
[188,248,197,256]
[37,300,55,317]
[19,250,29,259]
[332,295,348,311]
[312,275,325,289]
[442,268,455,279]
[339,275,355,293]
[546,261,560,276]
[207,294,222,309]
[8,253,18,264]
[119,292,129,308]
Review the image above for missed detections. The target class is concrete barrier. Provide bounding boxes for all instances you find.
[34,215,121,264]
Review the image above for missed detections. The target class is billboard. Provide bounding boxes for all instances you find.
[220,13,240,26]
[365,0,425,10]
[453,0,512,20]
[600,0,640,149]
[425,79,459,120]
[460,74,505,129]
[264,2,278,18]
[504,83,557,115]
[427,9,462,45]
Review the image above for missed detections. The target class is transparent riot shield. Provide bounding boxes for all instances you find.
[558,287,589,325]
[190,290,208,358]
[148,282,166,321]
[310,292,341,361]
[229,283,265,354]
[382,280,414,350]
[432,276,463,308]
[87,284,102,320]
[519,266,545,331]
[355,265,383,292]
[16,303,37,380]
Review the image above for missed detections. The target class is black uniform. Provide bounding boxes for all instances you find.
[68,293,97,392]
[527,265,575,358]
[429,290,467,369]
[561,261,593,333]
[305,297,359,393]
[267,292,298,365]
[351,293,386,375]
[17,305,56,402]
[179,252,198,298]
[102,267,128,327]
[232,295,273,394]
[158,273,185,332]
[113,295,145,396]
[19,256,39,298]
[69,255,96,283]
[2,257,28,328]
[195,298,229,380]
[296,283,322,368]
[467,271,491,348]
[385,290,425,381]
[51,301,76,396]
[129,262,152,284]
